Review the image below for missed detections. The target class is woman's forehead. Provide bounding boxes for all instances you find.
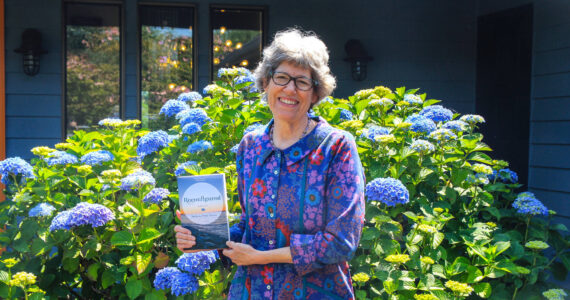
[275,61,312,77]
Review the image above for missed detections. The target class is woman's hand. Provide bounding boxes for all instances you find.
[174,210,201,253]
[222,241,262,266]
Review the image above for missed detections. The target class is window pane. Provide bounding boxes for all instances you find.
[211,7,263,78]
[65,3,121,136]
[140,5,194,130]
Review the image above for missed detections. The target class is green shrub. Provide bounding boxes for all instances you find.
[0,69,568,299]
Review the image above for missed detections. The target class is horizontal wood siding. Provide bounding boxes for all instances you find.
[529,0,570,222]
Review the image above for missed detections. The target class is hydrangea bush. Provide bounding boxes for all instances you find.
[0,70,568,299]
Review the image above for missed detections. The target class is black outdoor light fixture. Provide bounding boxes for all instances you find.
[15,28,47,76]
[344,39,373,81]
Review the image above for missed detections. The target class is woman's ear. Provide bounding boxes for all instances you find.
[262,78,269,90]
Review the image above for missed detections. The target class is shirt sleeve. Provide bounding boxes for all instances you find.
[289,133,366,276]
[229,137,249,243]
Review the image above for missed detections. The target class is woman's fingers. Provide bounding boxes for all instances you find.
[175,210,182,221]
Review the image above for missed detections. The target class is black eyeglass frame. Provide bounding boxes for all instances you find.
[269,71,319,91]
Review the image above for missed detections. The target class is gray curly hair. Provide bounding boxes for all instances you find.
[253,28,336,104]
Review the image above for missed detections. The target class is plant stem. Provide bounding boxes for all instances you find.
[523,216,531,244]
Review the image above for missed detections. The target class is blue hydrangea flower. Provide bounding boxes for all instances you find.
[419,105,453,122]
[244,123,264,135]
[170,272,199,296]
[182,123,201,135]
[234,75,259,93]
[403,94,423,104]
[405,114,437,133]
[365,178,410,206]
[137,130,169,157]
[489,168,519,183]
[362,125,390,141]
[49,210,73,231]
[410,140,435,154]
[177,91,202,102]
[187,141,212,154]
[80,150,114,166]
[218,67,251,78]
[120,170,156,191]
[154,267,182,291]
[159,100,190,117]
[339,109,353,121]
[144,188,170,204]
[230,144,239,154]
[49,202,114,231]
[45,151,78,166]
[429,128,457,141]
[175,161,197,176]
[29,203,56,217]
[177,108,211,127]
[512,192,548,216]
[460,114,485,125]
[168,134,179,143]
[176,251,219,276]
[442,120,468,131]
[0,157,35,185]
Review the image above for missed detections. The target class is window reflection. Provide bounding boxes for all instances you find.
[140,5,194,130]
[211,7,263,78]
[65,3,121,136]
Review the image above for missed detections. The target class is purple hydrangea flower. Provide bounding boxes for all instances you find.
[365,178,410,206]
[137,131,169,157]
[160,100,190,117]
[175,161,197,176]
[419,105,453,122]
[49,202,115,231]
[45,151,78,166]
[144,188,170,204]
[80,150,114,166]
[187,141,212,154]
[176,251,219,276]
[29,203,56,217]
[120,170,156,191]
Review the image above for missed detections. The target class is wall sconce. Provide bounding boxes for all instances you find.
[14,28,47,76]
[344,39,373,81]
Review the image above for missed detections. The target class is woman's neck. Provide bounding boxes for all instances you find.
[272,117,311,150]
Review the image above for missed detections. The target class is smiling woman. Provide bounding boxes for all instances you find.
[174,29,365,300]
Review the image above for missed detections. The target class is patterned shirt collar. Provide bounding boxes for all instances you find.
[259,116,334,166]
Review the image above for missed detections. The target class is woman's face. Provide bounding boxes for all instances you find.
[264,61,318,125]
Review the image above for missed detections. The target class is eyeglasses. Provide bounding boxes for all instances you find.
[270,71,318,91]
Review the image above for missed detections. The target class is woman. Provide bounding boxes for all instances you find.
[175,29,365,299]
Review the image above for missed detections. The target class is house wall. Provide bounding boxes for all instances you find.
[3,0,478,159]
[479,0,570,227]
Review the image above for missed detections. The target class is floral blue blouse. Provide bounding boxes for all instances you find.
[228,116,365,300]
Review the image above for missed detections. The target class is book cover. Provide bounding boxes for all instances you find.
[177,173,229,249]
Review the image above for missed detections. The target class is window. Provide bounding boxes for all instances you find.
[64,2,122,136]
[211,6,264,79]
[139,4,195,129]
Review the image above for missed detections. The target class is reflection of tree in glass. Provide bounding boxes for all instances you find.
[66,26,120,136]
[141,27,193,130]
[213,29,261,75]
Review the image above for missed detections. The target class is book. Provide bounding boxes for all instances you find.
[177,173,230,249]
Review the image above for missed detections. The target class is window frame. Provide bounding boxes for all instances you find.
[137,2,197,123]
[209,4,268,81]
[61,0,125,139]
